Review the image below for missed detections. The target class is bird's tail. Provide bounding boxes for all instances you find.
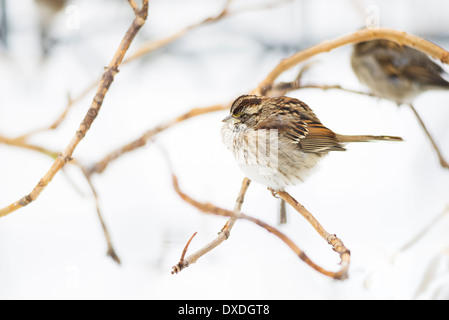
[336,134,403,143]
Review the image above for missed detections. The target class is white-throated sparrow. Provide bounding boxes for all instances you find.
[221,95,402,191]
[351,39,449,104]
[351,39,449,168]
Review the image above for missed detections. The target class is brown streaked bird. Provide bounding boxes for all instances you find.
[351,39,449,168]
[221,95,402,191]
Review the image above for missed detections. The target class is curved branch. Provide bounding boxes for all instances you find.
[88,104,227,175]
[172,178,250,274]
[0,1,150,218]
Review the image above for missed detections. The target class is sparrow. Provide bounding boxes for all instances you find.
[351,39,449,168]
[351,39,449,105]
[221,95,402,191]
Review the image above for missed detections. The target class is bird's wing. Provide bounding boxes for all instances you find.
[373,43,449,88]
[254,98,345,153]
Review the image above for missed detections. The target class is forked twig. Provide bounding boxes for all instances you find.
[256,28,449,95]
[1,18,448,279]
[0,136,120,263]
[76,162,121,264]
[0,0,150,218]
[87,28,449,177]
[275,190,350,279]
[12,86,98,142]
[12,0,294,142]
[0,136,59,158]
[172,178,250,274]
[123,0,294,64]
[170,174,348,279]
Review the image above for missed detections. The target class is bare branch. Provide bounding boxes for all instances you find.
[256,28,449,95]
[0,135,120,263]
[11,0,293,142]
[0,136,59,159]
[274,190,350,280]
[408,104,449,169]
[88,104,227,176]
[0,0,150,218]
[76,162,121,265]
[124,0,293,64]
[13,84,98,142]
[172,232,198,274]
[172,178,251,274]
[163,145,348,279]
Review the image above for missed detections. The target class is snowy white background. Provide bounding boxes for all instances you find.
[0,0,449,300]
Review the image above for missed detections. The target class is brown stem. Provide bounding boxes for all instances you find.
[12,0,293,142]
[408,104,449,169]
[0,1,150,218]
[169,169,347,279]
[172,178,250,274]
[275,190,350,280]
[0,136,59,158]
[77,163,121,265]
[255,28,449,95]
[88,104,227,175]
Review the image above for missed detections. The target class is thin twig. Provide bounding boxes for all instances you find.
[0,135,120,262]
[100,29,449,177]
[180,232,198,262]
[172,178,251,274]
[88,104,227,175]
[408,104,449,169]
[76,162,121,265]
[86,82,379,177]
[271,82,378,99]
[127,0,139,15]
[0,0,150,218]
[0,136,59,158]
[12,85,98,142]
[159,137,348,279]
[274,189,350,280]
[267,60,319,96]
[172,232,198,274]
[10,0,293,142]
[123,0,293,64]
[256,28,449,95]
[171,174,347,279]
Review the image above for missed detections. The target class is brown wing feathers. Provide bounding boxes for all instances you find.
[253,96,401,154]
[300,121,346,153]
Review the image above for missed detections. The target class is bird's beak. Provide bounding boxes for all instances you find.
[222,114,238,124]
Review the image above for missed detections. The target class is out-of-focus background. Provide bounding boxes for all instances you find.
[0,0,449,300]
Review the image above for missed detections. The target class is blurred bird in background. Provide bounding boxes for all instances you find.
[351,39,449,169]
